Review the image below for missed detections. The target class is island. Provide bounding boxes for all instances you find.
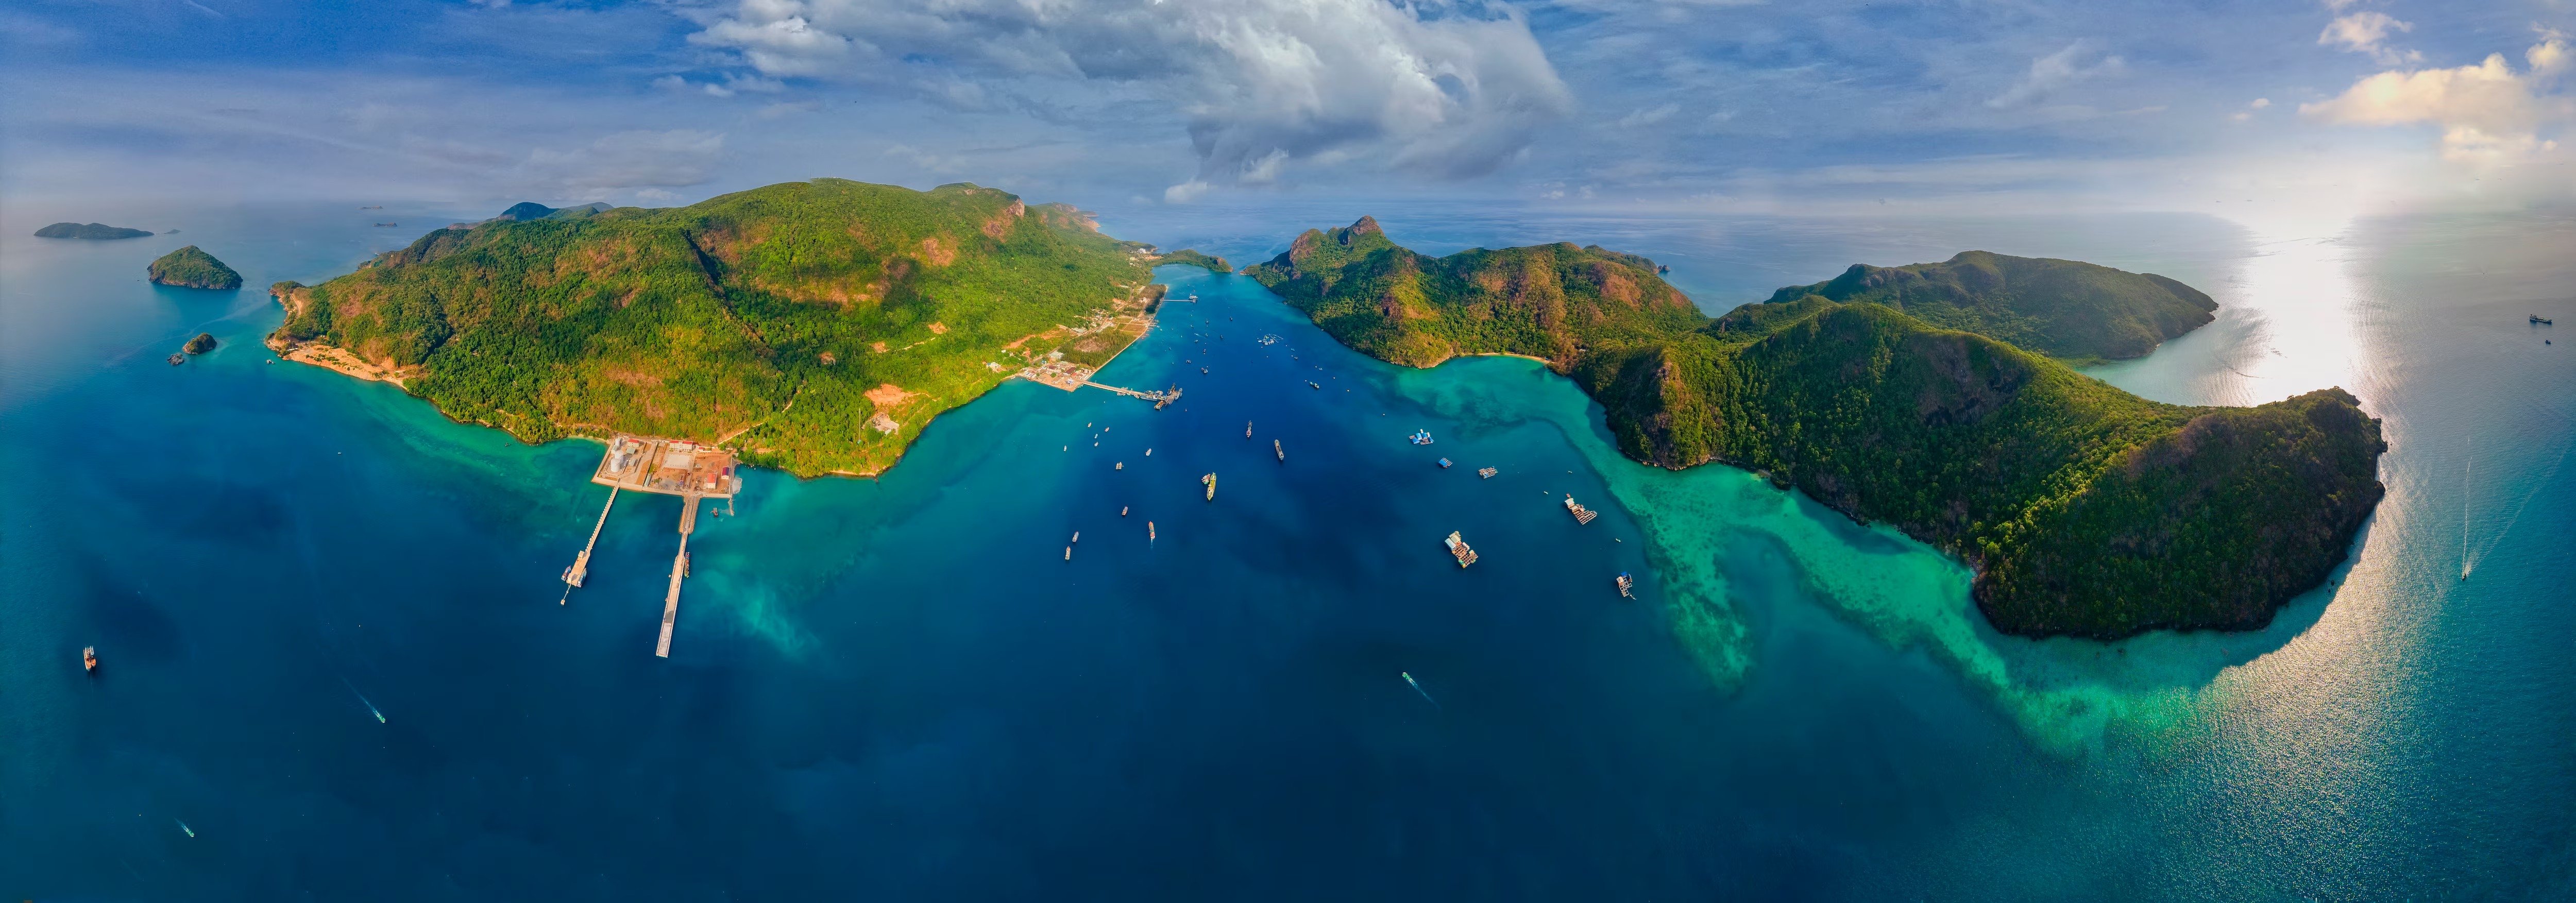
[183,333,217,354]
[148,246,244,289]
[1245,216,2387,639]
[35,222,152,240]
[266,179,1165,476]
[1151,249,1232,272]
[1765,250,2216,363]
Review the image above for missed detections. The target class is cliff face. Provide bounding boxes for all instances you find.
[1251,217,2387,640]
[265,179,1157,477]
[147,246,244,289]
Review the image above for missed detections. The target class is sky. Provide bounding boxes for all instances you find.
[3,0,2570,222]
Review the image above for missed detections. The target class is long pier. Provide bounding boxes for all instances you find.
[563,487,619,589]
[1079,381,1181,406]
[656,495,700,658]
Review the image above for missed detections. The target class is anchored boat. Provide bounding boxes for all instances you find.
[1274,439,1284,462]
[1615,572,1635,599]
[1410,429,1434,445]
[1477,467,1497,479]
[1443,532,1479,568]
[1564,495,1598,524]
[1202,473,1217,501]
[1438,457,1453,469]
[82,645,97,673]
[2536,315,2556,325]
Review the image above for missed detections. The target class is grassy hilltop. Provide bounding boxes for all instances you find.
[1245,217,2386,639]
[268,179,1161,476]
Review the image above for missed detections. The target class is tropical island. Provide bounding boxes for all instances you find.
[1245,216,2386,639]
[1152,249,1232,272]
[265,179,1163,476]
[35,222,152,240]
[148,246,244,289]
[184,332,218,354]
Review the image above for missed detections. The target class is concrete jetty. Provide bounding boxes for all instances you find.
[584,434,741,657]
[563,487,619,589]
[656,495,700,658]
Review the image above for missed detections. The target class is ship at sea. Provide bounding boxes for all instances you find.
[82,645,97,673]
[1615,572,1635,599]
[1438,457,1453,469]
[1245,421,1253,438]
[1563,495,1598,524]
[2536,315,2556,325]
[1443,531,1478,568]
[1410,429,1434,445]
[1477,467,1497,479]
[1202,473,1216,501]
[1274,439,1283,462]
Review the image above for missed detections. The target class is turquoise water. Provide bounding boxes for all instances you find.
[3,204,2569,899]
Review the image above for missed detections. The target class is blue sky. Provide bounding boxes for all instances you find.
[3,0,2568,218]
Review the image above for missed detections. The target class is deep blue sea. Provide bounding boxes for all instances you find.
[4,201,2569,900]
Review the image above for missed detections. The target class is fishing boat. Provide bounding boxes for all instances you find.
[1443,532,1479,568]
[1274,439,1284,462]
[1202,473,1217,501]
[1438,457,1453,469]
[1564,495,1598,524]
[1246,421,1253,438]
[1477,467,1497,479]
[1115,462,1124,470]
[1307,381,1321,389]
[1071,532,1080,543]
[1149,521,1156,540]
[1615,572,1635,599]
[1064,547,1072,560]
[2535,315,2556,325]
[1122,506,1129,516]
[82,646,97,673]
[1410,429,1434,445]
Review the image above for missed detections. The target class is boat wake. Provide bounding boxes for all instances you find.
[2462,435,2573,579]
[343,678,387,724]
[1401,671,1440,709]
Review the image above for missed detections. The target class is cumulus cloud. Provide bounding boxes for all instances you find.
[522,129,726,196]
[2319,11,2418,65]
[1986,42,2124,109]
[2302,41,2569,162]
[686,0,1572,189]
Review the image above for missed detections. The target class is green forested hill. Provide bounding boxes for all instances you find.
[1765,250,2216,361]
[1246,217,2385,639]
[148,245,243,289]
[268,179,1159,475]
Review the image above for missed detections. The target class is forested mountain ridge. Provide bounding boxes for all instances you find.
[267,179,1161,476]
[1246,217,2385,639]
[1764,250,2217,362]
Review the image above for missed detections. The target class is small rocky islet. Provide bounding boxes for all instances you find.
[147,246,244,290]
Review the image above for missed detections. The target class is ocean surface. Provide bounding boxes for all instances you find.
[3,201,2569,900]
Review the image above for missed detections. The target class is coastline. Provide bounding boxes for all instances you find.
[277,341,414,389]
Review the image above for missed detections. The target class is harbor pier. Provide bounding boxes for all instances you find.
[571,435,741,657]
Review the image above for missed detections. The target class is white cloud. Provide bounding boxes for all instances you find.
[522,129,726,196]
[1164,179,1213,203]
[2230,97,2271,122]
[686,0,1572,185]
[1619,103,1679,127]
[1986,42,2125,109]
[2303,44,2567,163]
[2318,12,2419,65]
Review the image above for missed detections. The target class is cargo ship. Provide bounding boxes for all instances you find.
[1274,439,1284,462]
[1202,473,1217,501]
[2535,315,2556,325]
[1564,495,1598,524]
[1443,532,1479,568]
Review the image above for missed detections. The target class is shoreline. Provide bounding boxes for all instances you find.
[277,341,414,388]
